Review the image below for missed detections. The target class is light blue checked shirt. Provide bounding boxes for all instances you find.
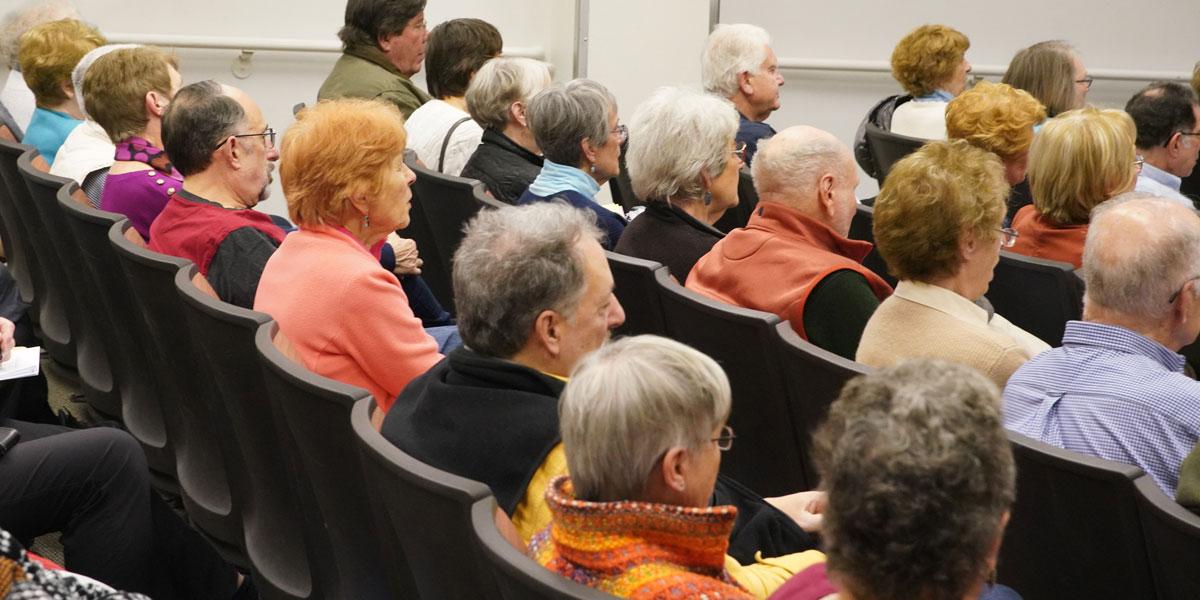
[1002,320,1200,497]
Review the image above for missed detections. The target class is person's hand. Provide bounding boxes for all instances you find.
[387,233,423,275]
[766,490,827,533]
[0,317,14,363]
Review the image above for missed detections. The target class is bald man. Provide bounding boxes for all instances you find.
[686,126,892,359]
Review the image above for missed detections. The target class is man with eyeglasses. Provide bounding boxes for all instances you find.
[1126,81,1200,208]
[702,24,785,166]
[319,0,430,119]
[1004,194,1200,499]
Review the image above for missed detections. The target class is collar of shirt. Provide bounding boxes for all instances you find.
[893,280,988,323]
[1140,161,1183,192]
[916,89,956,102]
[526,159,600,199]
[1061,320,1186,373]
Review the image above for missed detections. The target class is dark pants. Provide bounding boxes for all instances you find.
[401,274,454,326]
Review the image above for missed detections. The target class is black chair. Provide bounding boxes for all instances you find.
[0,140,36,308]
[1134,476,1200,600]
[987,252,1083,347]
[607,252,667,337]
[399,152,452,313]
[712,168,758,233]
[845,202,896,287]
[110,224,246,567]
[862,121,926,184]
[351,397,492,599]
[256,323,393,600]
[610,138,637,215]
[655,270,802,496]
[997,432,1155,599]
[773,322,872,490]
[175,269,315,600]
[471,498,617,600]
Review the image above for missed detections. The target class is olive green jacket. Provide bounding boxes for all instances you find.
[317,43,430,118]
[1178,442,1200,515]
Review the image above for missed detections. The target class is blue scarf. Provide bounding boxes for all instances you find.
[916,89,956,102]
[527,159,600,200]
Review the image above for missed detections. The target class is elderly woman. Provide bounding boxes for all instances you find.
[16,18,105,164]
[255,98,452,428]
[531,335,825,599]
[461,57,552,203]
[1002,40,1090,119]
[887,24,971,140]
[614,87,741,281]
[404,18,501,176]
[519,79,627,248]
[857,140,1048,388]
[1008,107,1137,268]
[770,359,1018,600]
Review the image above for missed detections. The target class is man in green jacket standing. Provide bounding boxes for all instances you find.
[319,0,431,118]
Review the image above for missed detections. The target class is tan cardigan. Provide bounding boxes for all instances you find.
[856,281,1049,388]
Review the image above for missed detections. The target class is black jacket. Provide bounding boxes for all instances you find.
[615,202,724,282]
[460,129,544,204]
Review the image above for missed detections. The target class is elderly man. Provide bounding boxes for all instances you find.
[318,0,429,118]
[687,126,892,360]
[1126,81,1200,208]
[1004,195,1200,497]
[701,23,784,165]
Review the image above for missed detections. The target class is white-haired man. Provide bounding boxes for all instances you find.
[702,23,784,165]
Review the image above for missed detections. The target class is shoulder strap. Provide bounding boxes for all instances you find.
[438,116,473,172]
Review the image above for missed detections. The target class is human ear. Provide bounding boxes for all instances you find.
[533,309,563,357]
[658,447,689,493]
[738,71,754,96]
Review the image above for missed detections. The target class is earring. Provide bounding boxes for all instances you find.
[589,163,596,174]
[703,191,713,206]
[362,212,370,229]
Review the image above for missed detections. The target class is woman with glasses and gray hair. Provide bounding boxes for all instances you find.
[519,78,627,249]
[531,335,824,599]
[614,87,742,282]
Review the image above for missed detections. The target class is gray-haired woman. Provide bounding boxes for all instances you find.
[615,86,741,281]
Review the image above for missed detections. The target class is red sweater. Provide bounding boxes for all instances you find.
[1009,205,1088,269]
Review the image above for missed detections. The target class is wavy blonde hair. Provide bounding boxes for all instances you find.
[1027,107,1137,226]
[946,81,1045,161]
[17,18,105,105]
[890,24,969,97]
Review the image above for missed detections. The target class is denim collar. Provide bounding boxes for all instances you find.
[527,159,600,199]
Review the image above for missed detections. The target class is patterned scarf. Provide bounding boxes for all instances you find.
[114,136,181,179]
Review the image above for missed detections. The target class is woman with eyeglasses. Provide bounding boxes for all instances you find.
[1008,107,1137,268]
[518,79,628,249]
[1003,40,1092,119]
[857,140,1049,388]
[614,87,742,282]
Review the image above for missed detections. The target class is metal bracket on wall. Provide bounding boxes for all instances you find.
[575,0,590,78]
[232,50,254,79]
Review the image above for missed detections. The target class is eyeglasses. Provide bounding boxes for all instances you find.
[711,425,736,451]
[611,123,628,144]
[732,142,748,163]
[1168,275,1200,304]
[1075,77,1094,89]
[1134,155,1146,173]
[215,127,276,151]
[997,227,1020,248]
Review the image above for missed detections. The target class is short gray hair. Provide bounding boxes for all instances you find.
[0,0,76,69]
[72,43,139,118]
[627,86,739,202]
[466,57,552,131]
[527,78,617,167]
[453,202,604,358]
[701,23,771,99]
[560,335,732,502]
[814,359,1015,600]
[751,126,847,197]
[1083,193,1200,321]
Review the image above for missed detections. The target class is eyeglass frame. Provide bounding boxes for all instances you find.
[996,227,1020,248]
[214,127,276,151]
[1075,77,1094,89]
[731,142,748,163]
[711,425,736,451]
[1133,155,1146,173]
[611,123,628,145]
[1168,275,1200,304]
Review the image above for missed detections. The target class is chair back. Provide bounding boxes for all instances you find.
[607,252,667,337]
[655,271,801,495]
[773,322,872,489]
[862,122,926,183]
[351,397,494,599]
[988,252,1083,346]
[255,324,393,600]
[845,202,895,287]
[998,432,1155,599]
[0,139,37,306]
[398,152,452,312]
[176,271,316,600]
[1134,476,1200,600]
[713,168,758,233]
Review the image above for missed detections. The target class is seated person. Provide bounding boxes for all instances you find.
[0,527,147,599]
[701,24,784,165]
[1004,195,1200,498]
[86,46,182,240]
[687,126,892,360]
[1126,81,1200,207]
[404,18,500,176]
[1,0,82,138]
[615,87,740,282]
[1008,107,1137,268]
[1002,40,1090,119]
[531,335,825,599]
[858,140,1048,388]
[888,24,971,140]
[49,43,136,193]
[255,98,450,426]
[16,18,105,164]
[771,359,1019,600]
[318,0,429,118]
[519,79,627,248]
[460,56,552,203]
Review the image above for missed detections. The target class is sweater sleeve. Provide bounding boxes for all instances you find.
[207,227,279,309]
[801,270,881,360]
[725,550,827,599]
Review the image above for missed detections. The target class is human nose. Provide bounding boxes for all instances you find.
[608,295,626,329]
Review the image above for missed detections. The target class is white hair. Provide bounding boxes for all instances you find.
[627,86,739,202]
[0,0,77,69]
[701,23,771,98]
[72,44,139,118]
[751,127,849,197]
[466,56,553,131]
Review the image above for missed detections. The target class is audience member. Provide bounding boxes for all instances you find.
[615,87,741,281]
[319,0,429,118]
[530,335,826,599]
[858,140,1048,388]
[86,46,182,240]
[771,359,1018,600]
[255,98,451,428]
[887,24,971,140]
[0,527,148,599]
[1008,107,1137,268]
[1125,81,1200,208]
[404,18,501,175]
[688,126,892,360]
[460,56,552,203]
[520,79,627,248]
[16,17,104,164]
[701,23,783,165]
[0,0,78,138]
[1002,40,1089,118]
[1183,62,1200,203]
[1005,195,1200,497]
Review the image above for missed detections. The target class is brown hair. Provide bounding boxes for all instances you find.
[890,24,969,97]
[1002,41,1079,117]
[17,18,105,106]
[424,18,502,99]
[84,46,178,142]
[946,81,1046,161]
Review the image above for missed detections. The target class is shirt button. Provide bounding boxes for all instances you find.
[147,171,156,176]
[156,179,165,185]
[167,187,176,195]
